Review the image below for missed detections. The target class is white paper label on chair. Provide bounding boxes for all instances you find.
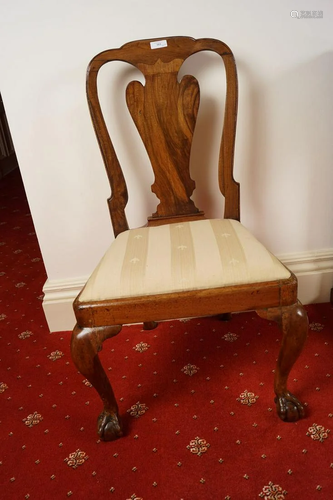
[150,40,168,49]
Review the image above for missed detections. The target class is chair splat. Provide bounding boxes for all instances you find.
[126,62,200,218]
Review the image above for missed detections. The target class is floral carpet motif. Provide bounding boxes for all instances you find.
[0,169,333,499]
[187,437,210,456]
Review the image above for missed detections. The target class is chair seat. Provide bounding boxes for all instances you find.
[78,219,290,303]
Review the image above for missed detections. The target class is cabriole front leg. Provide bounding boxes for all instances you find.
[71,324,123,441]
[257,302,308,422]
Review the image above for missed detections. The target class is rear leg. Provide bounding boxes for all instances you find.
[143,321,158,330]
[218,313,232,321]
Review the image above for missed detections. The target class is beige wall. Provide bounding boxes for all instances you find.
[1,0,333,293]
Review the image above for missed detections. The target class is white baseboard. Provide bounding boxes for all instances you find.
[277,249,333,307]
[42,249,333,332]
[42,276,87,333]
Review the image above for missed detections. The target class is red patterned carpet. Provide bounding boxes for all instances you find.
[1,169,332,499]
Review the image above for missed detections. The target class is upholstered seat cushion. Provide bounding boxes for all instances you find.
[78,219,291,303]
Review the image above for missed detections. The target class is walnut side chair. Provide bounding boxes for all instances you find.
[71,36,308,441]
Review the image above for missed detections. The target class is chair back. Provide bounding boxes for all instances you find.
[87,36,240,236]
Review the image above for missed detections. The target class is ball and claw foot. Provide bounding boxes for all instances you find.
[275,391,305,422]
[97,410,123,441]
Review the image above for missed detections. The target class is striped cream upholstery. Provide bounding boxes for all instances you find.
[78,219,290,303]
